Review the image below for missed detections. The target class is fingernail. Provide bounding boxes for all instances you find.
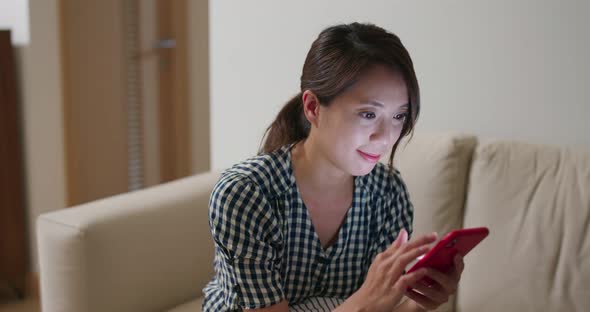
[402,229,408,244]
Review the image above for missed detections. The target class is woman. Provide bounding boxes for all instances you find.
[202,22,463,312]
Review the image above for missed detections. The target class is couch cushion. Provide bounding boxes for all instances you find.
[390,131,477,312]
[393,131,478,238]
[458,140,590,312]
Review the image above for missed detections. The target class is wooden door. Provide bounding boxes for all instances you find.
[156,0,192,183]
[60,0,201,205]
[61,0,130,205]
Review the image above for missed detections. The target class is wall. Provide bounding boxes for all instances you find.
[14,0,66,273]
[0,0,29,45]
[209,0,590,170]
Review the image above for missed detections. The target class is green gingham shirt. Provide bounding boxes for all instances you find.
[202,143,414,311]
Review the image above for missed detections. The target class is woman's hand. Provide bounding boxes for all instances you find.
[337,229,437,312]
[404,254,465,311]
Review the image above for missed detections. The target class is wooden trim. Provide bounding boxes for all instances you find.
[157,0,172,182]
[137,0,162,187]
[189,0,211,174]
[59,0,75,207]
[173,0,192,178]
[158,0,192,182]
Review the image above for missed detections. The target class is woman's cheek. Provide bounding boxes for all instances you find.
[346,124,371,143]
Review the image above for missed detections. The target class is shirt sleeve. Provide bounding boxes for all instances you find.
[208,173,284,310]
[371,169,415,258]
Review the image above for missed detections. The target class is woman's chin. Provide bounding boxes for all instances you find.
[349,163,377,176]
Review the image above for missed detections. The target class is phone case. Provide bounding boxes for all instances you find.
[406,227,489,287]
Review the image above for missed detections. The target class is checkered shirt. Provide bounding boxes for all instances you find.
[202,143,414,311]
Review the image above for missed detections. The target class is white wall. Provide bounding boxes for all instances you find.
[15,0,66,272]
[0,0,30,45]
[210,0,590,170]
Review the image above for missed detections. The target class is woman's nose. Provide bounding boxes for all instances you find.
[370,120,394,146]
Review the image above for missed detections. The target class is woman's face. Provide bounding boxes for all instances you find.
[311,65,409,176]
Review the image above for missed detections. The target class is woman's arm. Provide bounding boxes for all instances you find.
[208,176,285,310]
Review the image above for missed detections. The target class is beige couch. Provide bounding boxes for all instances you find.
[36,132,590,312]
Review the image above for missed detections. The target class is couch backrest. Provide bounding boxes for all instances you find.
[458,140,590,312]
[394,132,478,238]
[393,131,478,312]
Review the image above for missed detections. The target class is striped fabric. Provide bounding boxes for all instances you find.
[290,297,345,311]
[202,143,414,311]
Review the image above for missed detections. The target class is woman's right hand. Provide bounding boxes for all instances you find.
[338,229,438,312]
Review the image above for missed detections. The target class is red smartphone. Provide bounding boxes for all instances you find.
[406,227,489,287]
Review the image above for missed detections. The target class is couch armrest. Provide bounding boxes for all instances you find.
[36,171,221,312]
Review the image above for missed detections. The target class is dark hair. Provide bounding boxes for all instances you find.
[259,22,420,170]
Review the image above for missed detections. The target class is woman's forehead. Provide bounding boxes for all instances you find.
[344,66,408,103]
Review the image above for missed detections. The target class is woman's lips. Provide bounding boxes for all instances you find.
[357,150,381,163]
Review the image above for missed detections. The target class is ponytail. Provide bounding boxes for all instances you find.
[259,92,310,154]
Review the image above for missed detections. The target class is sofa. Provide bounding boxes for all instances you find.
[36,132,590,312]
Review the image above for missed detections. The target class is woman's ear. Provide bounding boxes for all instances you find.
[302,90,321,128]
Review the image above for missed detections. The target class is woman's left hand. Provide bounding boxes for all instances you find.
[405,254,465,311]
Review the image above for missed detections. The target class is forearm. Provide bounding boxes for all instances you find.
[332,293,366,312]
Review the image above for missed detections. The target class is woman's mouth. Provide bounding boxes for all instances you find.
[357,150,381,163]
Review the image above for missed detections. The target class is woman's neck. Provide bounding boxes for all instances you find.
[291,139,354,195]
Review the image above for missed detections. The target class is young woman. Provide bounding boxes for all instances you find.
[202,22,464,312]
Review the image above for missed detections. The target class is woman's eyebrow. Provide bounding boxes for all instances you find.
[365,100,409,110]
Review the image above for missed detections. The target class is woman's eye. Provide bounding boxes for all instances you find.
[394,113,408,121]
[360,112,376,119]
